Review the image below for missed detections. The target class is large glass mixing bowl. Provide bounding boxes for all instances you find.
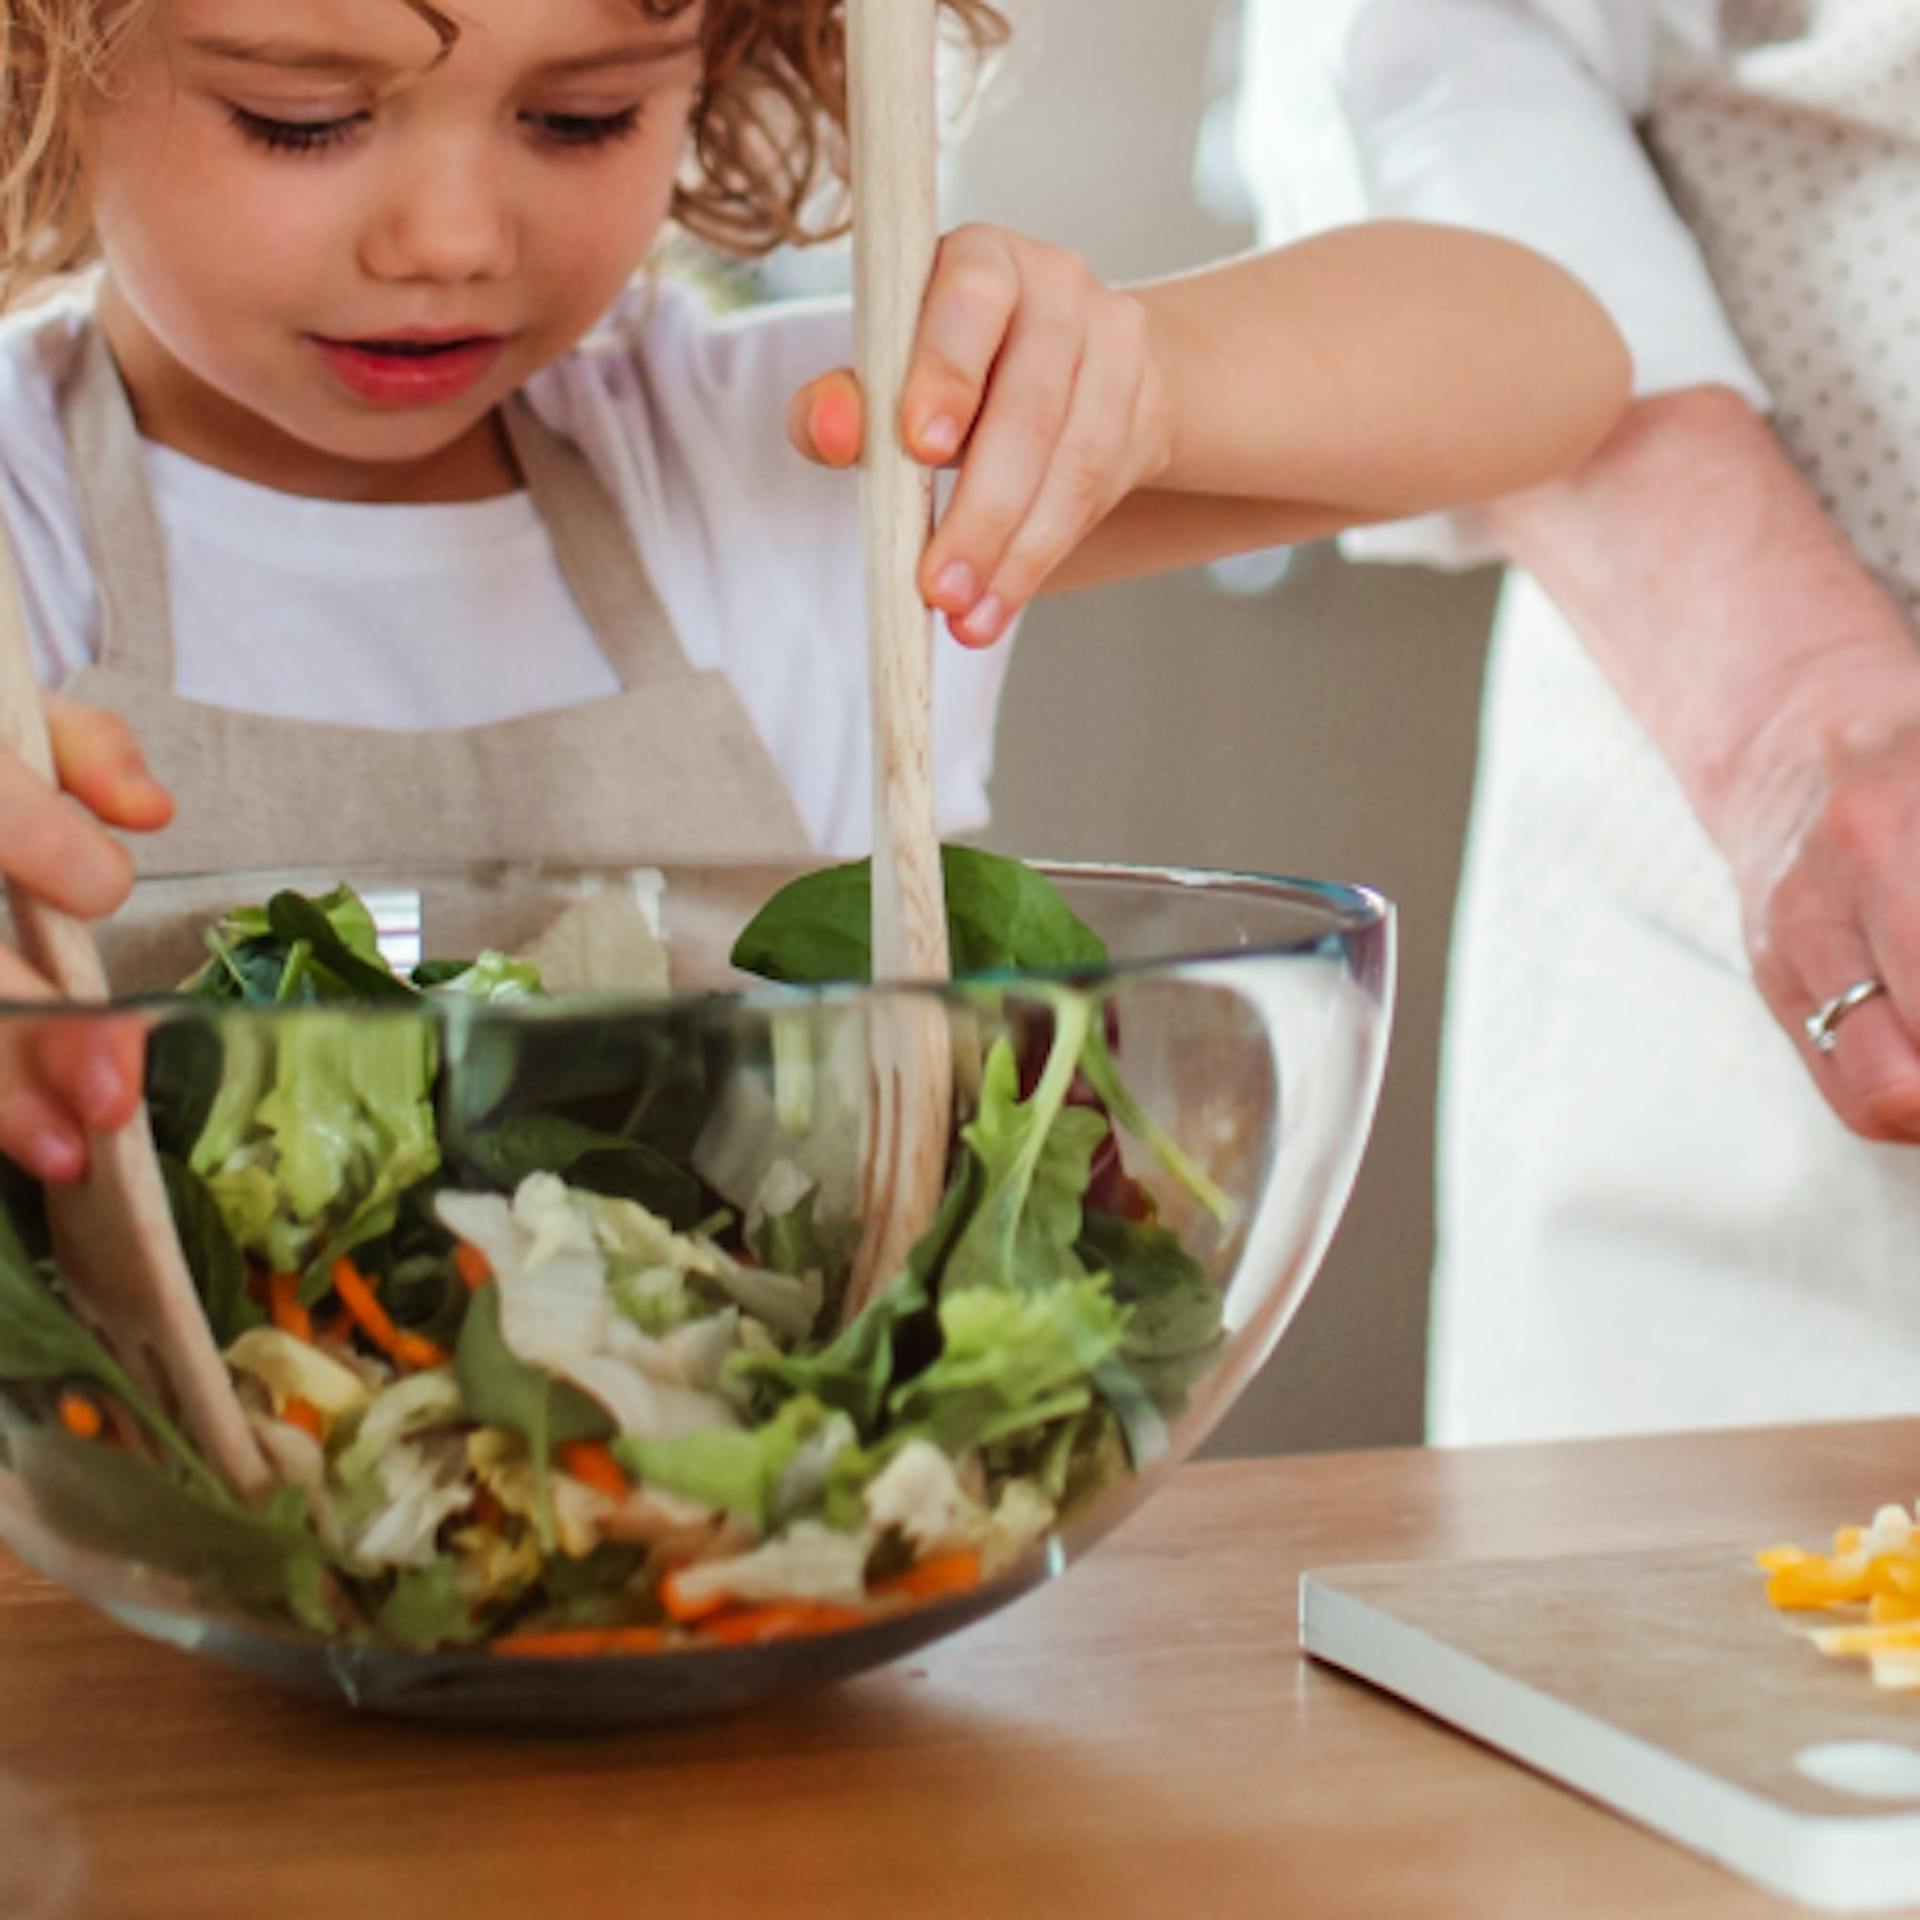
[0,860,1391,1725]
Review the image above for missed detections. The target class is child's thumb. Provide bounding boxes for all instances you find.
[45,693,174,832]
[787,369,864,469]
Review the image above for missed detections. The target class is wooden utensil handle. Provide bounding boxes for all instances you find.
[0,518,110,1002]
[849,0,950,983]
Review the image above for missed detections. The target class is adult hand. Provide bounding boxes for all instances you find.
[1486,384,1920,1139]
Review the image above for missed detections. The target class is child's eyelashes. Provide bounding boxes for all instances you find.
[228,106,367,157]
[225,104,646,160]
[527,106,647,151]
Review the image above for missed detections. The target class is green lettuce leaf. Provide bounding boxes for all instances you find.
[613,1394,841,1531]
[943,1005,1105,1296]
[888,1277,1130,1454]
[731,1163,975,1432]
[190,1010,441,1287]
[377,1558,487,1649]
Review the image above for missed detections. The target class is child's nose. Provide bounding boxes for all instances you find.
[361,151,518,286]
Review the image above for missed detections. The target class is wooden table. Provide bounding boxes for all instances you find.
[6,1417,1920,1920]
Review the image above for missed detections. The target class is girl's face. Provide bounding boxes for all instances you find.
[89,0,703,500]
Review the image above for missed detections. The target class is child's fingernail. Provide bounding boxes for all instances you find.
[934,562,977,609]
[919,416,962,460]
[78,1059,126,1129]
[30,1129,84,1183]
[810,393,855,464]
[958,594,1008,646]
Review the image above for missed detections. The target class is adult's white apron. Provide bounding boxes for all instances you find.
[40,317,811,878]
[1432,0,1920,1443]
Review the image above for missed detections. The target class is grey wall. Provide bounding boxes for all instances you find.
[949,0,1503,1453]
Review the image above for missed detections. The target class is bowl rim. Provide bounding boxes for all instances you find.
[0,856,1394,1021]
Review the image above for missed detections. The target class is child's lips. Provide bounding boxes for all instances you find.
[308,331,510,408]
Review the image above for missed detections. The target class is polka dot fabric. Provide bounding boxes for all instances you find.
[1652,1,1920,620]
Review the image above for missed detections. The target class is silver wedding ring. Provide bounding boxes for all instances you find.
[1805,977,1887,1055]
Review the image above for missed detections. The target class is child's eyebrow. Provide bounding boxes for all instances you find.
[182,33,703,79]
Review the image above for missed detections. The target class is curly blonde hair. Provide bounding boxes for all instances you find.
[0,0,1009,307]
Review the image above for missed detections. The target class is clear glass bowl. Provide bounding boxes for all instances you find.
[0,860,1392,1725]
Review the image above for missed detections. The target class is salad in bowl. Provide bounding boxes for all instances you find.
[0,852,1391,1721]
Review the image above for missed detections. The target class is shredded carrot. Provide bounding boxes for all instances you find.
[697,1603,871,1646]
[280,1397,325,1442]
[491,1625,667,1659]
[57,1390,103,1440]
[453,1242,491,1292]
[659,1569,733,1626]
[870,1550,984,1606]
[330,1256,450,1371]
[267,1271,314,1343]
[555,1440,628,1501]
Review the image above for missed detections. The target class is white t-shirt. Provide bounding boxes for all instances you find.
[1233,0,1770,567]
[0,275,1010,856]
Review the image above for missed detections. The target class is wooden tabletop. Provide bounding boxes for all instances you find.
[7,1417,1920,1920]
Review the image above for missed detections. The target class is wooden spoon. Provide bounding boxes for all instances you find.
[0,531,270,1498]
[841,0,956,1321]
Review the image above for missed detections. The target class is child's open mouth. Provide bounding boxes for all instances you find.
[310,332,509,408]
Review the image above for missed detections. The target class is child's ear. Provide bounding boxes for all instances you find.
[787,368,864,468]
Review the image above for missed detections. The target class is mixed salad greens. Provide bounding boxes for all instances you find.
[0,852,1231,1656]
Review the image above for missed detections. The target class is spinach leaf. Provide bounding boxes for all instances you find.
[5,1425,322,1616]
[265,893,413,1000]
[1077,1211,1226,1447]
[184,886,401,1005]
[455,1116,702,1231]
[0,1230,225,1499]
[732,845,1108,984]
[159,1154,261,1347]
[1076,1209,1223,1361]
[145,1017,226,1158]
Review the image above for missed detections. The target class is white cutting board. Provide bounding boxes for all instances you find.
[1301,1545,1920,1912]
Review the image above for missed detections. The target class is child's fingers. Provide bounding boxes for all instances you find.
[29,1014,145,1137]
[787,369,865,469]
[0,749,136,918]
[44,693,174,833]
[948,301,1160,645]
[918,285,1086,631]
[0,954,142,1182]
[905,225,1025,465]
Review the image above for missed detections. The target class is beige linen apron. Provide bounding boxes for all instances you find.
[1430,0,1920,1443]
[48,320,809,876]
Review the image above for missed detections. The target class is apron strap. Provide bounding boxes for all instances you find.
[57,317,694,694]
[501,395,690,688]
[62,322,176,687]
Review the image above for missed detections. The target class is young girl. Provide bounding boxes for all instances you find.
[0,0,1630,1182]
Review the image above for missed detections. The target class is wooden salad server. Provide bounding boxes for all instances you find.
[841,0,957,1322]
[0,530,271,1498]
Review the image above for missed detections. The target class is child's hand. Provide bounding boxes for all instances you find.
[0,695,172,1182]
[788,224,1173,647]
